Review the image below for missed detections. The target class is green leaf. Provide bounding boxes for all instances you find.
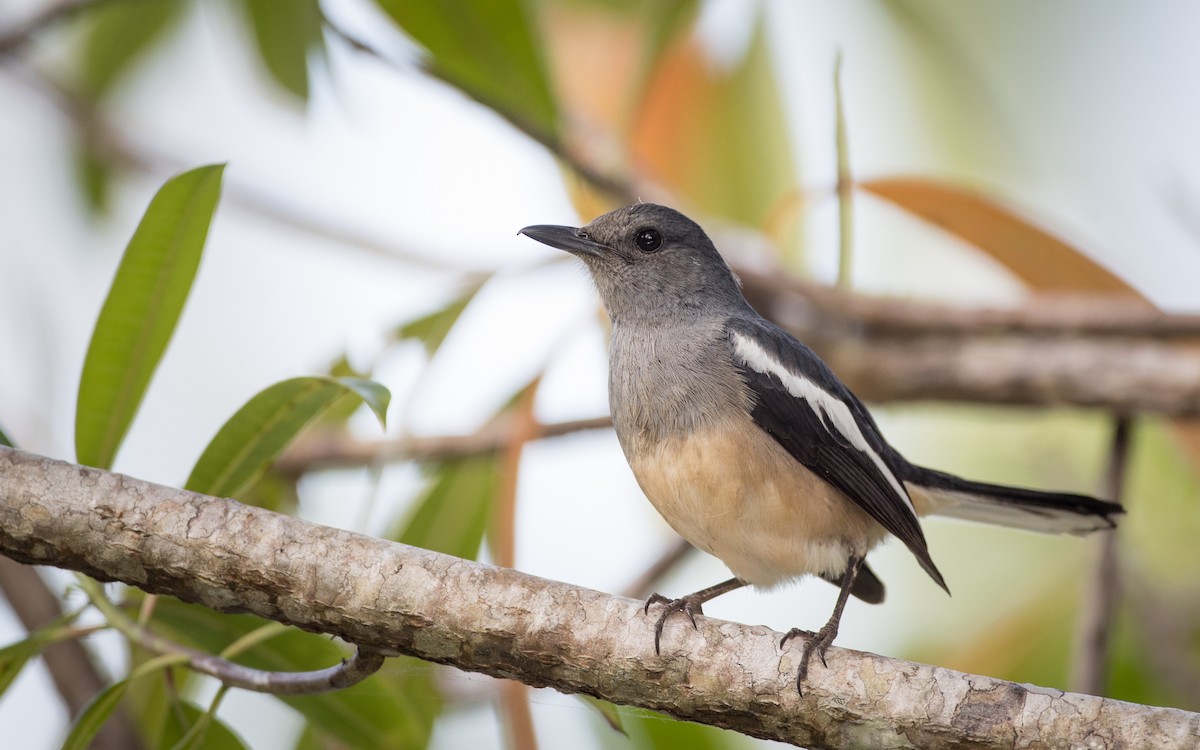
[185,376,390,500]
[239,0,324,100]
[374,0,558,138]
[392,454,499,559]
[61,679,132,750]
[162,696,248,750]
[393,282,482,357]
[292,727,324,750]
[235,469,299,514]
[77,0,184,100]
[620,710,734,750]
[61,654,184,750]
[74,139,112,214]
[577,695,626,736]
[75,164,225,470]
[0,610,85,698]
[0,423,12,447]
[0,636,44,698]
[150,598,440,749]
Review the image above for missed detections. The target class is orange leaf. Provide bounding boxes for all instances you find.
[630,17,795,229]
[861,177,1140,298]
[863,177,1200,472]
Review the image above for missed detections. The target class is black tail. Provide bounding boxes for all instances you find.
[902,465,1123,535]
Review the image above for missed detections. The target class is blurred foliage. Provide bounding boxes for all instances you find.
[74,0,185,212]
[0,1,1196,749]
[375,0,559,139]
[238,0,325,101]
[630,16,794,232]
[393,281,484,357]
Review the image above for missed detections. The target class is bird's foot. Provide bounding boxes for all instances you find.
[779,621,840,695]
[643,592,706,655]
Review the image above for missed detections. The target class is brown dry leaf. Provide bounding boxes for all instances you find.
[861,177,1137,296]
[863,176,1200,469]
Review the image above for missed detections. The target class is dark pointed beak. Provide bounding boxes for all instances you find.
[519,224,610,258]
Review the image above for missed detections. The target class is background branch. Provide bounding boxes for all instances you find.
[1071,416,1132,695]
[0,558,142,750]
[2,446,1196,749]
[277,292,1200,476]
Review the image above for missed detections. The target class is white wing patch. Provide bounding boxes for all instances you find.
[731,331,917,517]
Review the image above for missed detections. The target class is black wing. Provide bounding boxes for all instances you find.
[726,317,948,592]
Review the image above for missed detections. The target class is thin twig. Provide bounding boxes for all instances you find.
[78,576,384,694]
[276,415,614,473]
[1071,415,1132,695]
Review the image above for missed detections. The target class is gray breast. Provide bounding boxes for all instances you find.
[607,319,752,456]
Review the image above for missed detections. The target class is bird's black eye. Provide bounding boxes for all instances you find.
[634,227,662,253]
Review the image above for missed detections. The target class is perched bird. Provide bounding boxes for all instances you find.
[520,203,1123,692]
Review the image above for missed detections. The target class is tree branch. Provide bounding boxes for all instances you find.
[276,415,613,473]
[2,446,1196,749]
[738,273,1200,417]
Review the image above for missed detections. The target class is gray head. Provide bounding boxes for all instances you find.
[520,203,747,324]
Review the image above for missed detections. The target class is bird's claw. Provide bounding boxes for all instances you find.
[780,623,839,696]
[644,592,706,655]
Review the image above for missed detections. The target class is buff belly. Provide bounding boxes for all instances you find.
[627,419,888,587]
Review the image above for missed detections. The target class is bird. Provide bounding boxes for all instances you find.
[519,203,1123,693]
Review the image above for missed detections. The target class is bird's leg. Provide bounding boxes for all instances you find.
[780,554,864,695]
[644,577,746,655]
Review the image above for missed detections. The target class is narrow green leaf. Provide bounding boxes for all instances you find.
[0,611,84,698]
[0,637,44,698]
[77,0,184,100]
[393,283,482,357]
[61,679,131,750]
[577,695,626,736]
[150,598,440,748]
[317,354,373,426]
[163,693,247,750]
[186,376,390,500]
[391,454,499,560]
[239,0,324,100]
[61,654,184,750]
[374,0,558,138]
[0,424,12,447]
[75,164,225,470]
[234,469,299,513]
[625,710,732,749]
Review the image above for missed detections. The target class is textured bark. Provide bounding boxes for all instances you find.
[1,446,1197,749]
